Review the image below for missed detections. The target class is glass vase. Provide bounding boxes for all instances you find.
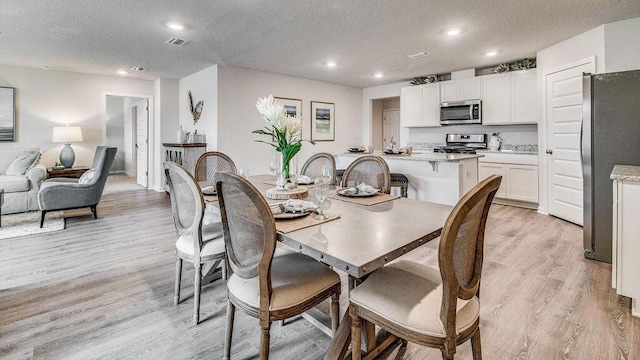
[276,153,287,190]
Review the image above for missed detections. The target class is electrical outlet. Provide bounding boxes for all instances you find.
[515,132,520,139]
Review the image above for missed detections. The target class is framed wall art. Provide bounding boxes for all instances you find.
[275,97,302,118]
[310,101,334,141]
[0,87,15,142]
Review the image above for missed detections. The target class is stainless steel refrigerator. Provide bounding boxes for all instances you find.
[582,70,640,263]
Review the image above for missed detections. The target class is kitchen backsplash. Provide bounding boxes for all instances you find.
[405,123,538,148]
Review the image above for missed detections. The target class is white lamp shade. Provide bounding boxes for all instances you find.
[52,126,83,143]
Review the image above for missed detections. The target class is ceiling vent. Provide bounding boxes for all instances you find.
[130,66,146,72]
[166,37,189,46]
[408,51,430,59]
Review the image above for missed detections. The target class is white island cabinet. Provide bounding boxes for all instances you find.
[611,165,640,318]
[337,152,480,206]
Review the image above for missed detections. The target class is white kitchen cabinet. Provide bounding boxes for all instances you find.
[440,78,481,103]
[611,165,640,318]
[400,83,440,127]
[478,153,538,207]
[482,69,537,125]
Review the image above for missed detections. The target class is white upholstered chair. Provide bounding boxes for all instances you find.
[348,175,502,360]
[214,171,341,360]
[164,161,226,325]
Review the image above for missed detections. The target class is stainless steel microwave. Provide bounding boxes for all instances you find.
[440,100,482,125]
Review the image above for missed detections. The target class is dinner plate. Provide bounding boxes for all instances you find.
[298,179,314,185]
[349,149,365,153]
[273,210,311,219]
[383,150,404,155]
[337,189,379,197]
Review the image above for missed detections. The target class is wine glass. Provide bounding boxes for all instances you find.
[321,164,332,185]
[314,177,329,220]
[238,166,249,179]
[269,158,279,180]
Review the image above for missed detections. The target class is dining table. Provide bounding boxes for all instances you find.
[205,174,453,359]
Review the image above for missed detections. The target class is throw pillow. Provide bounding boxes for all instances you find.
[78,168,96,184]
[6,152,41,175]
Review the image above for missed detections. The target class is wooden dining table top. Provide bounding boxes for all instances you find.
[248,174,453,279]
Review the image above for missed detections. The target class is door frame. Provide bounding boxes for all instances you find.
[539,56,596,215]
[102,92,154,186]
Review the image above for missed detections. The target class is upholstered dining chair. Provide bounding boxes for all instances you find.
[348,174,502,360]
[194,151,237,186]
[164,161,226,325]
[341,155,391,194]
[214,171,341,360]
[300,152,337,184]
[38,146,116,228]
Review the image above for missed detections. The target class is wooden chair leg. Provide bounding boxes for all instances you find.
[471,329,482,360]
[174,257,182,305]
[350,305,362,360]
[224,300,235,360]
[91,205,97,219]
[260,322,271,360]
[193,263,201,325]
[40,211,47,228]
[331,292,340,336]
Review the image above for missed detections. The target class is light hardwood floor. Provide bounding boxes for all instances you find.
[1,176,638,359]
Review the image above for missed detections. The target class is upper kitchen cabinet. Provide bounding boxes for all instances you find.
[401,83,441,127]
[440,78,482,103]
[482,69,538,125]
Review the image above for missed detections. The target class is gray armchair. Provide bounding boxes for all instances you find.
[38,146,117,228]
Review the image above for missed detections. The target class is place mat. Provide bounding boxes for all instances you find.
[275,212,340,234]
[329,189,400,206]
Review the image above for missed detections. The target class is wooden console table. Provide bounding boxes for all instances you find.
[47,166,90,179]
[162,143,207,190]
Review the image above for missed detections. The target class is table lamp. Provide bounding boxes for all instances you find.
[52,126,83,168]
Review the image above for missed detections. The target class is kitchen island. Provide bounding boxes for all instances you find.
[336,151,483,206]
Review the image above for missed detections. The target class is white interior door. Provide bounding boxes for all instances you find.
[545,59,594,225]
[382,109,400,148]
[134,100,149,188]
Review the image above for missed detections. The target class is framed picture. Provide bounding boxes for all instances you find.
[310,101,335,141]
[0,87,15,142]
[274,97,302,118]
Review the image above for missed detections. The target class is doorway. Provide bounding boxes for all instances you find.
[544,57,595,225]
[383,109,400,148]
[103,94,150,189]
[371,97,400,149]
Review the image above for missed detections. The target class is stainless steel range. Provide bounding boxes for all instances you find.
[433,134,487,154]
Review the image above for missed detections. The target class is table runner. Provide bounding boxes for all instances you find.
[328,190,400,206]
[275,212,340,234]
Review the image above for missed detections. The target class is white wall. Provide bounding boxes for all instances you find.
[604,17,640,73]
[217,65,362,175]
[178,65,218,149]
[105,95,125,172]
[362,81,406,146]
[0,65,155,169]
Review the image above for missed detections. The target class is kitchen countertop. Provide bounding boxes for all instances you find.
[339,151,483,162]
[610,165,640,181]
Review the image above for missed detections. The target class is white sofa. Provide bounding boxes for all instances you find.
[0,148,47,214]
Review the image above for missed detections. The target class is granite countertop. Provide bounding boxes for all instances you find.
[338,151,483,162]
[408,143,538,155]
[610,165,640,181]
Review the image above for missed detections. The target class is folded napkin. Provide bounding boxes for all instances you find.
[297,175,312,184]
[342,183,380,195]
[201,186,216,195]
[269,203,284,215]
[283,199,317,213]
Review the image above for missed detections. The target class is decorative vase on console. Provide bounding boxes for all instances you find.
[489,132,502,151]
[253,95,315,190]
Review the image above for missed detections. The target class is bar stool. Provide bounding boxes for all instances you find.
[390,173,409,198]
[336,169,345,186]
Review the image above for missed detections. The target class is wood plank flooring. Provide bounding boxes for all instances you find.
[1,176,639,359]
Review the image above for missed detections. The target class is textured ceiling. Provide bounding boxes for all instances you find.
[1,0,639,88]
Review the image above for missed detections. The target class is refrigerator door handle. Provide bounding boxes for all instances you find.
[579,117,584,173]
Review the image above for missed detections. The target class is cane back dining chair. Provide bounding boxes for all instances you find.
[341,155,391,194]
[164,161,226,325]
[348,174,502,360]
[300,152,337,185]
[214,171,341,360]
[194,151,237,186]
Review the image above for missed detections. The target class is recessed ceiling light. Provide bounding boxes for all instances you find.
[485,51,498,57]
[374,73,384,78]
[408,51,429,59]
[167,22,184,30]
[446,28,461,36]
[41,66,50,70]
[326,61,337,68]
[117,70,128,75]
